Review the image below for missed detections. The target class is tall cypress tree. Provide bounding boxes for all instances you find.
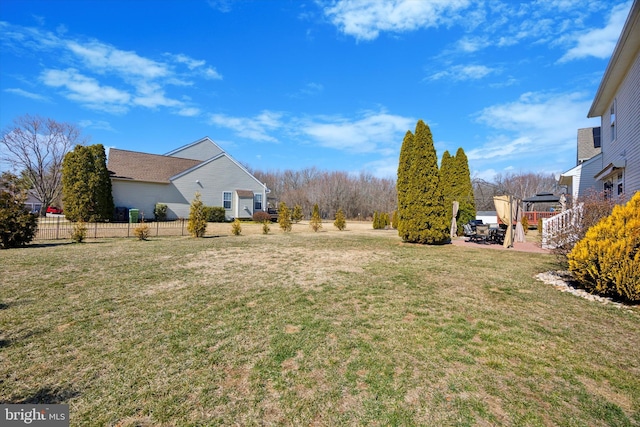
[454,147,476,230]
[398,120,448,244]
[62,144,114,222]
[439,150,456,230]
[397,130,414,241]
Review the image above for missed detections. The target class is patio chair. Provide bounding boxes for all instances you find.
[463,223,477,241]
[475,224,490,243]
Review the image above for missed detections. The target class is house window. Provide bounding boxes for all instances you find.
[254,194,262,210]
[223,191,232,209]
[610,100,616,141]
[592,127,601,148]
[617,172,624,195]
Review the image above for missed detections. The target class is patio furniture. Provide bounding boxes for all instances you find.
[463,223,477,241]
[475,224,490,243]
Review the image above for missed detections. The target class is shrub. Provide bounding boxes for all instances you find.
[203,206,226,222]
[262,220,270,235]
[231,218,242,236]
[154,203,167,221]
[520,215,529,233]
[292,204,304,223]
[0,173,38,249]
[70,221,87,243]
[547,190,621,261]
[391,210,398,229]
[278,202,292,232]
[187,192,207,238]
[253,211,271,222]
[133,223,150,240]
[310,203,322,232]
[334,208,346,231]
[568,191,640,302]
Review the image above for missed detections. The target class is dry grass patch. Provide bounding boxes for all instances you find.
[1,230,639,425]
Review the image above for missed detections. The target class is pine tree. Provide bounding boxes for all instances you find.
[1,172,38,249]
[62,144,114,222]
[292,204,304,223]
[439,150,456,231]
[278,202,292,232]
[310,203,322,232]
[398,120,449,244]
[454,148,476,231]
[397,130,414,241]
[334,207,346,230]
[187,192,207,237]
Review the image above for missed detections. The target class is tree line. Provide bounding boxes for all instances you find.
[248,167,397,220]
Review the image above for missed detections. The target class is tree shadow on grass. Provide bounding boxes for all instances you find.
[0,386,80,404]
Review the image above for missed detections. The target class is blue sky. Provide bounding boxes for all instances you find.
[0,0,633,181]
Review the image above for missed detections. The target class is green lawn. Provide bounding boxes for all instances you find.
[1,227,639,426]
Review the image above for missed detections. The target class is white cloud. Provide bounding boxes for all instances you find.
[300,110,415,154]
[78,119,115,131]
[323,0,471,41]
[428,64,497,82]
[559,2,631,62]
[468,91,598,163]
[66,40,168,79]
[41,68,131,113]
[4,88,50,102]
[208,111,284,142]
[289,82,324,98]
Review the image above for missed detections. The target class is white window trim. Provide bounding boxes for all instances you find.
[223,191,232,209]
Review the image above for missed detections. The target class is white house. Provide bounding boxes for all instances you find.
[558,127,602,201]
[587,0,640,198]
[107,137,269,221]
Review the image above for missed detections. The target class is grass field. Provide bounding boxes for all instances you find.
[1,222,639,426]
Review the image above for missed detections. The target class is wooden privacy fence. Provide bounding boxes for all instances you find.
[35,217,188,241]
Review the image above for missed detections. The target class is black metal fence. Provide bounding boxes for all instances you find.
[35,217,188,241]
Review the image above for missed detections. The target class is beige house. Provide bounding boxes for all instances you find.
[587,0,640,198]
[107,137,269,221]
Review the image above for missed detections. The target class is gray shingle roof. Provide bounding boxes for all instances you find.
[108,148,203,183]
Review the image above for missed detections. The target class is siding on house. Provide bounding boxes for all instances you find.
[588,0,640,197]
[165,137,224,161]
[560,153,603,201]
[597,52,640,196]
[108,137,269,220]
[111,180,188,220]
[171,154,266,220]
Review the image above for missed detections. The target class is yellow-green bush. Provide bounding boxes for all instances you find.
[568,191,640,302]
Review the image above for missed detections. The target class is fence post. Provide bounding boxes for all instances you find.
[156,221,159,237]
[55,216,60,240]
[127,221,130,238]
[182,219,185,236]
[94,222,98,239]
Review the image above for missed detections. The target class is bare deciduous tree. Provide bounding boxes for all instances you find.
[0,114,87,216]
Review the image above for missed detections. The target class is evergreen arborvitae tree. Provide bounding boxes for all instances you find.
[334,207,346,230]
[278,202,292,232]
[454,147,476,230]
[397,130,415,241]
[1,172,38,249]
[399,120,449,244]
[62,144,114,222]
[391,210,398,229]
[292,204,304,223]
[187,192,207,237]
[439,150,456,231]
[310,203,322,232]
[372,211,379,229]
